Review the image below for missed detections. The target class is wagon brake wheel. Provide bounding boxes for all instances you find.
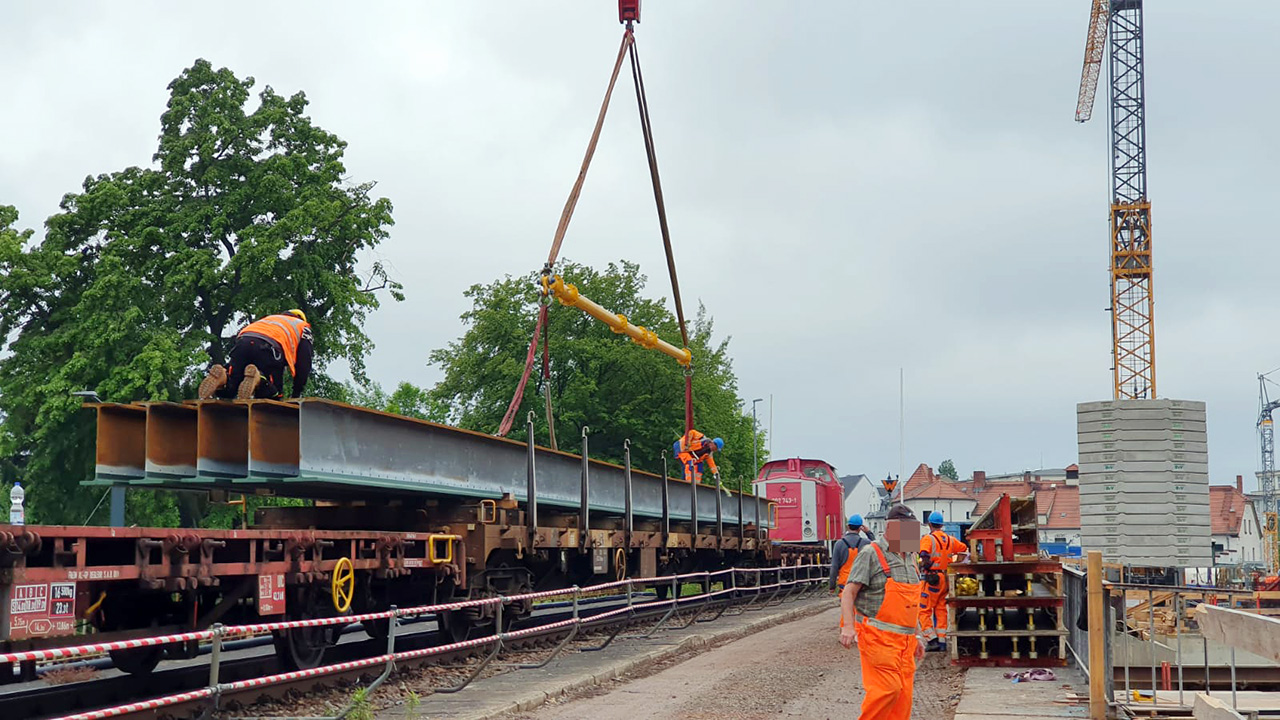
[331,557,355,613]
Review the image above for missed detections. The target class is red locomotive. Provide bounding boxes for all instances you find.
[752,458,844,545]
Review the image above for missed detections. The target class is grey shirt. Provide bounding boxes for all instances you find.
[847,536,920,621]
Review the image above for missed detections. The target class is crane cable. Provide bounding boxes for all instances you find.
[498,25,695,439]
[496,31,634,441]
[627,33,695,435]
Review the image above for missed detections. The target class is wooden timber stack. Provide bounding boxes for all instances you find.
[948,493,1068,667]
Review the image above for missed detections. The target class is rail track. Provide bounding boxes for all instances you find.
[2,565,825,720]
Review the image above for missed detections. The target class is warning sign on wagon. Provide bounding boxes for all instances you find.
[7,582,77,640]
[258,574,286,616]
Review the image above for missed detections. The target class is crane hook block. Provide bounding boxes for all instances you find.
[619,0,640,25]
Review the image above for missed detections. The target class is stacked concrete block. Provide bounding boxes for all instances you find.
[1077,399,1212,567]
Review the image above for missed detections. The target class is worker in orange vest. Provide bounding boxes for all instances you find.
[673,430,723,485]
[917,511,970,652]
[830,513,876,591]
[198,310,313,401]
[839,503,925,720]
[831,513,876,632]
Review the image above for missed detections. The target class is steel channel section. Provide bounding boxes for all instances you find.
[293,400,760,526]
[144,403,199,478]
[580,428,591,543]
[94,404,147,479]
[249,401,301,477]
[197,401,249,478]
[526,415,538,546]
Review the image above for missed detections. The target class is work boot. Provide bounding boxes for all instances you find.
[236,364,263,400]
[926,639,944,653]
[197,365,227,400]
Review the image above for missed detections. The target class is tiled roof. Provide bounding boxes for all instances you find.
[895,463,935,501]
[905,479,974,502]
[1210,485,1250,536]
[973,482,1033,514]
[1036,486,1080,530]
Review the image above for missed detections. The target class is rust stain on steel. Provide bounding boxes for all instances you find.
[144,403,198,478]
[94,404,147,479]
[196,401,249,477]
[248,400,300,476]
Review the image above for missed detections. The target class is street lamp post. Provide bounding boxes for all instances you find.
[751,398,764,480]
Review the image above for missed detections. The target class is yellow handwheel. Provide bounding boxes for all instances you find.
[331,557,355,613]
[614,548,627,581]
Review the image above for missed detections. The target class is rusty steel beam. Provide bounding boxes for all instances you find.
[89,398,768,528]
[196,401,248,478]
[94,404,146,479]
[144,403,197,478]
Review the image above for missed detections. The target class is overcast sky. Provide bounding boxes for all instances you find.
[3,2,1278,490]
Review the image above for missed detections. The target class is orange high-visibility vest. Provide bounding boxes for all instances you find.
[239,314,310,374]
[836,538,862,587]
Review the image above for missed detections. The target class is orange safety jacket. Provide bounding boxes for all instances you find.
[920,530,966,573]
[678,430,719,475]
[239,314,311,375]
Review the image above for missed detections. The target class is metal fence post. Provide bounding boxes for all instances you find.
[208,623,224,688]
[1086,550,1106,720]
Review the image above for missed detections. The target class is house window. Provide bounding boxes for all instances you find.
[1055,536,1067,544]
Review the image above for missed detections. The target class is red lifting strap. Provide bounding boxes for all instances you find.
[496,303,549,438]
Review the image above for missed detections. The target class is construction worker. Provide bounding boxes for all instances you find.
[198,310,313,401]
[839,503,924,720]
[830,514,876,591]
[673,430,723,485]
[917,510,970,652]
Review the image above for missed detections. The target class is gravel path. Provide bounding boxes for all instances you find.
[513,607,965,720]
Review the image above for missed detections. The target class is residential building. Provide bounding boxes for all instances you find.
[1210,478,1265,567]
[894,463,977,525]
[839,474,882,525]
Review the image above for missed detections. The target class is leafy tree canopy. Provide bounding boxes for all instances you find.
[0,59,400,525]
[428,260,765,488]
[938,459,958,481]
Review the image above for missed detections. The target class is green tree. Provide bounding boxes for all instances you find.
[428,260,765,488]
[938,459,958,481]
[339,380,447,422]
[0,59,400,526]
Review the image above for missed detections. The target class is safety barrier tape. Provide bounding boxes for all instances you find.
[48,568,826,720]
[9,564,824,666]
[50,688,216,720]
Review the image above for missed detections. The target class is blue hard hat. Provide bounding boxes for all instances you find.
[847,514,864,528]
[713,437,724,451]
[928,511,944,525]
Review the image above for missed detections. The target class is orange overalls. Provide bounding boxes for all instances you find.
[918,530,967,644]
[858,544,923,720]
[676,430,718,483]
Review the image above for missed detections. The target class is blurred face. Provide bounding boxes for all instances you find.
[885,519,921,553]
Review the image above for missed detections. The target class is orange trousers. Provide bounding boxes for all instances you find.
[918,575,948,642]
[857,623,917,720]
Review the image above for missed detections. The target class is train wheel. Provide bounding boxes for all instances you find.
[438,610,470,644]
[273,588,328,670]
[108,645,163,675]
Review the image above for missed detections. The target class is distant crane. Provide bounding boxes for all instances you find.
[1258,372,1280,570]
[1074,0,1157,400]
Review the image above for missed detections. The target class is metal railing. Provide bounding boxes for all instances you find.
[1062,551,1276,720]
[19,563,827,720]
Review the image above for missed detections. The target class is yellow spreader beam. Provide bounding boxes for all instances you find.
[545,275,692,367]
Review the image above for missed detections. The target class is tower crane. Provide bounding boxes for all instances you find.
[1258,372,1280,570]
[1074,0,1157,400]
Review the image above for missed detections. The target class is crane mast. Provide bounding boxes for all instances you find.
[1076,0,1156,400]
[1259,373,1280,570]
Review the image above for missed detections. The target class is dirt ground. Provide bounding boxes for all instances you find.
[510,607,966,720]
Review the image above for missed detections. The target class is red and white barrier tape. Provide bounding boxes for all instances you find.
[52,688,215,720]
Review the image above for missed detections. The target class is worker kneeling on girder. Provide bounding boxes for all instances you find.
[673,430,725,490]
[198,310,314,401]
